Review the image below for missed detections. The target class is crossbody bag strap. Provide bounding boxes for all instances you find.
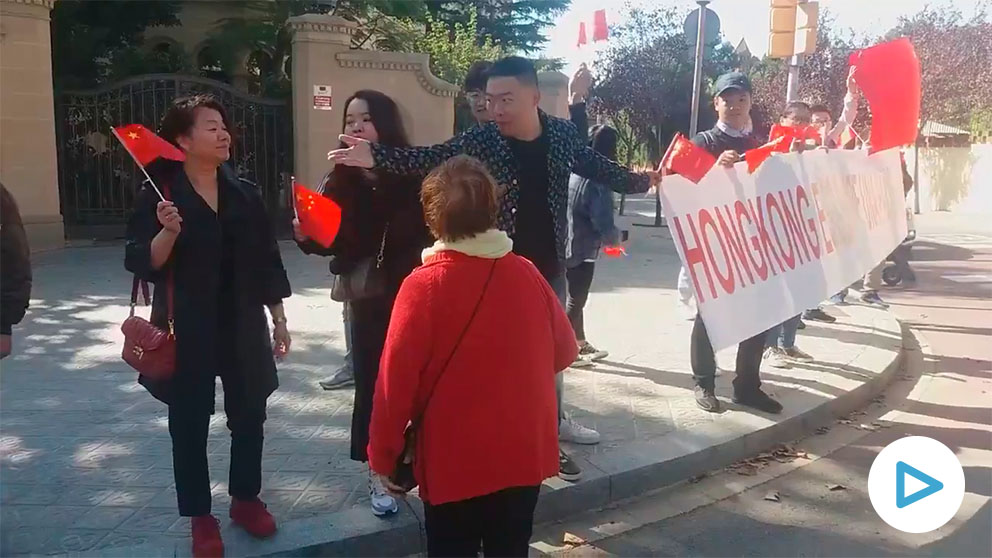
[130,180,176,338]
[411,259,498,429]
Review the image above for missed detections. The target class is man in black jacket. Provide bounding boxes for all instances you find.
[1,183,32,359]
[688,73,782,415]
[330,55,661,482]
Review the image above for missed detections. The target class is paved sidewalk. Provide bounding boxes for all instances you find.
[0,198,903,556]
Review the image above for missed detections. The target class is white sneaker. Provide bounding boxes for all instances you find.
[559,414,600,445]
[368,467,398,516]
[763,347,792,369]
[569,357,594,368]
[578,342,609,361]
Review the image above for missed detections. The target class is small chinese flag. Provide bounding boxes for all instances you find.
[661,134,716,184]
[592,9,609,42]
[112,124,185,167]
[294,182,342,249]
[577,21,588,47]
[744,135,792,173]
[769,123,821,144]
[603,246,627,258]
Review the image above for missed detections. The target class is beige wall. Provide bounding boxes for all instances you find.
[288,15,458,188]
[0,0,63,250]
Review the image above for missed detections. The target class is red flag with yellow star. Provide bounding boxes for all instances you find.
[661,134,716,184]
[294,182,341,248]
[112,124,185,167]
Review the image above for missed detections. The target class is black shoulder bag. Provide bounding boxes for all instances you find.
[390,259,498,492]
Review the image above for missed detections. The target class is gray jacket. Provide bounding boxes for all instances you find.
[566,174,620,268]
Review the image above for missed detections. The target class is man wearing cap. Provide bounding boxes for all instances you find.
[687,72,783,415]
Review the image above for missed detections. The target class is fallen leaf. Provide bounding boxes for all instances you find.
[815,426,831,435]
[763,491,781,502]
[827,484,847,491]
[688,473,707,483]
[563,533,585,546]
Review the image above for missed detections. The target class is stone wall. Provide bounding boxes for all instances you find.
[288,15,459,188]
[0,0,63,250]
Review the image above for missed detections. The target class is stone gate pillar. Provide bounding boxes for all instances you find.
[0,0,63,250]
[538,71,569,120]
[288,14,458,188]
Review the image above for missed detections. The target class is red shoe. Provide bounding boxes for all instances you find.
[230,497,277,538]
[191,515,224,558]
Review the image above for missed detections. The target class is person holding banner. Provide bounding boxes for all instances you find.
[328,56,662,481]
[293,90,431,517]
[687,72,782,415]
[124,95,292,557]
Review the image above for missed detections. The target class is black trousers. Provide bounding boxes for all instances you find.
[424,486,541,558]
[168,372,267,517]
[565,262,596,341]
[349,295,393,462]
[690,314,765,395]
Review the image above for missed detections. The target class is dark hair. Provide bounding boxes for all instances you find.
[340,89,410,148]
[487,56,539,88]
[420,155,498,242]
[464,60,493,92]
[589,125,619,161]
[809,103,831,117]
[158,94,230,147]
[783,100,812,118]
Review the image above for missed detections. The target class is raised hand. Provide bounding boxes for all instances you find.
[847,66,860,97]
[327,134,374,168]
[156,201,182,233]
[570,63,593,104]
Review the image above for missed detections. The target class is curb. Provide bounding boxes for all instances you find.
[73,309,904,558]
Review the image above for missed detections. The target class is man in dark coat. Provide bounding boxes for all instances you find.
[1,183,32,359]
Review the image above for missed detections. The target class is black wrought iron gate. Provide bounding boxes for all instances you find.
[55,74,292,239]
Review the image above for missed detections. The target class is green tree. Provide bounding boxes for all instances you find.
[591,5,738,160]
[51,0,183,89]
[414,8,506,87]
[424,0,571,53]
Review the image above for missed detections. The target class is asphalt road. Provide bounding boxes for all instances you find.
[552,212,992,558]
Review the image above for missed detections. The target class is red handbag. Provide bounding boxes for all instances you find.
[121,180,176,381]
[121,272,176,381]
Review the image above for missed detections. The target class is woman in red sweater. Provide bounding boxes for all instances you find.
[368,155,578,557]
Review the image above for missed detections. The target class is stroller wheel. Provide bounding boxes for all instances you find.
[882,264,901,286]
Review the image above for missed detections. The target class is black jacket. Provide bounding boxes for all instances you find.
[296,167,429,295]
[125,163,291,408]
[1,184,32,335]
[691,126,763,157]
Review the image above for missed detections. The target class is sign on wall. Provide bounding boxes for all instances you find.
[660,149,908,350]
[313,85,332,111]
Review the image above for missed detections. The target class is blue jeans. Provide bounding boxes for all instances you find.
[766,314,802,349]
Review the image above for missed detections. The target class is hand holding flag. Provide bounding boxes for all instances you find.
[661,134,716,183]
[849,38,921,154]
[112,124,185,201]
[293,182,342,249]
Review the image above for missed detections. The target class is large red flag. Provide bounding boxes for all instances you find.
[577,21,588,46]
[662,134,716,184]
[849,38,921,154]
[769,123,821,144]
[744,135,791,173]
[592,9,609,42]
[294,182,342,249]
[112,124,185,166]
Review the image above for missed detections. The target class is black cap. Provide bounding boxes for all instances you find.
[713,72,752,96]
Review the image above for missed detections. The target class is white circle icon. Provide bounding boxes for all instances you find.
[868,436,965,533]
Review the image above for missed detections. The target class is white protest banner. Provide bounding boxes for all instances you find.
[660,148,908,351]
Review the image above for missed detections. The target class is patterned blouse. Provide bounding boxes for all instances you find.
[370,111,651,261]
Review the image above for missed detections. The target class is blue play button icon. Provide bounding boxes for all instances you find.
[896,461,944,508]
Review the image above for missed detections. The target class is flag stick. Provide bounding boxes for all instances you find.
[290,175,299,220]
[111,127,166,202]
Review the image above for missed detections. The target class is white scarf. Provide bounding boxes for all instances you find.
[422,229,513,262]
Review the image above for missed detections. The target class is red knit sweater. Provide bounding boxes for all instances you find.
[368,251,578,505]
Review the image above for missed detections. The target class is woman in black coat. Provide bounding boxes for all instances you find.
[294,90,430,517]
[125,95,292,558]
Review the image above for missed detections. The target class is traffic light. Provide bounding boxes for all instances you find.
[768,0,818,58]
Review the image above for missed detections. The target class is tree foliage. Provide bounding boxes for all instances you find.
[52,0,182,89]
[886,5,992,130]
[424,0,571,53]
[591,5,738,160]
